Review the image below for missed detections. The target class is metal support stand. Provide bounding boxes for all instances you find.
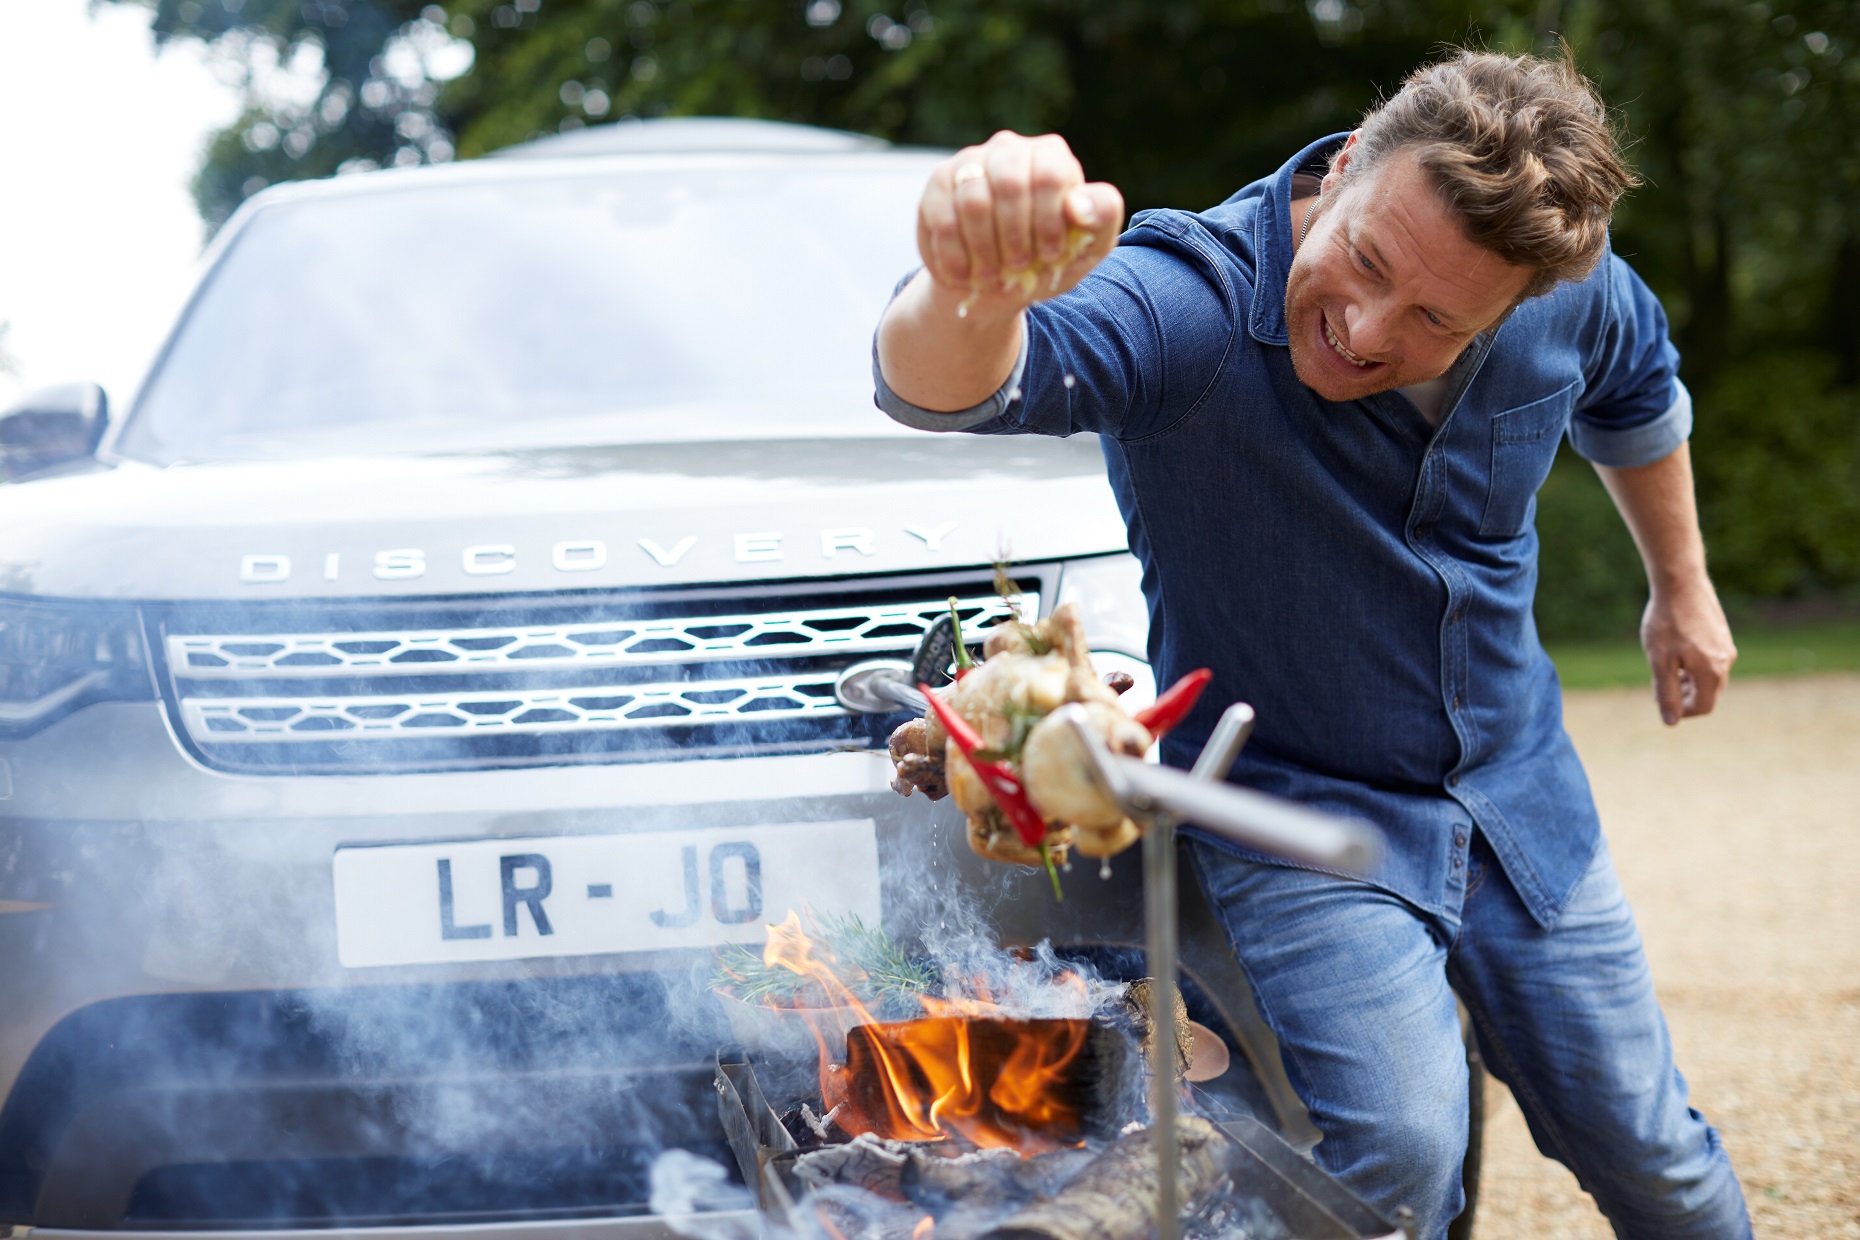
[1144,810,1183,1240]
[1052,702,1382,1240]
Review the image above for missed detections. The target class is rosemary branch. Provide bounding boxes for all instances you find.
[712,911,935,1016]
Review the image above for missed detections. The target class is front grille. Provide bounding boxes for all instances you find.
[166,597,989,678]
[181,671,847,741]
[153,572,1042,774]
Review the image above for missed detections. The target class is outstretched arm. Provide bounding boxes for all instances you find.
[876,131,1124,413]
[1592,442,1737,725]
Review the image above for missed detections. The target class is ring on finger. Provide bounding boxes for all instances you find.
[952,163,986,186]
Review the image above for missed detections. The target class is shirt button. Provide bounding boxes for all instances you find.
[1448,775,1460,787]
[1413,525,1428,539]
[1451,609,1464,623]
[1454,831,1467,847]
[1451,856,1463,871]
[1451,694,1462,710]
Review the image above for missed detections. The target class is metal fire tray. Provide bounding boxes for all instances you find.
[714,1051,1402,1240]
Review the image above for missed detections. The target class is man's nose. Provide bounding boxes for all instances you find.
[1343,299,1398,359]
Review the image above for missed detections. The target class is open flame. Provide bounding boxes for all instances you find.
[759,911,1093,1151]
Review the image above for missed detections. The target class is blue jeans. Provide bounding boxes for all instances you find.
[1189,833,1750,1240]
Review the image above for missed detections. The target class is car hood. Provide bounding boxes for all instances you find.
[0,435,1129,600]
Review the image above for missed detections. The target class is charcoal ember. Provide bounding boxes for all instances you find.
[901,1144,1097,1212]
[1185,1191,1292,1240]
[795,1137,1097,1216]
[802,1183,930,1240]
[898,1146,1023,1207]
[793,1132,914,1198]
[975,1116,1233,1240]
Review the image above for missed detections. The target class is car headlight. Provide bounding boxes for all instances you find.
[0,598,151,738]
[1055,553,1156,714]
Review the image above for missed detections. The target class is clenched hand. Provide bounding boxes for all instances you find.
[878,132,1124,413]
[1640,582,1737,726]
[916,131,1125,317]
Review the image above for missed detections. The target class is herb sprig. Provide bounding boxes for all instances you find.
[713,912,936,1017]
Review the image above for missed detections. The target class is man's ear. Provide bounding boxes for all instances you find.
[1321,130,1361,196]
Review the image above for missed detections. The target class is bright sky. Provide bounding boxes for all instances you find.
[0,0,241,411]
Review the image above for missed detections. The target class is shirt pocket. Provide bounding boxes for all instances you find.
[1478,380,1580,538]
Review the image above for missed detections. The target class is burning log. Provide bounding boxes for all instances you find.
[793,1132,914,1198]
[900,1143,1096,1210]
[974,1116,1233,1240]
[792,1135,1096,1208]
[834,1017,1137,1150]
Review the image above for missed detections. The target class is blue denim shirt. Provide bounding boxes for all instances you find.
[875,134,1691,929]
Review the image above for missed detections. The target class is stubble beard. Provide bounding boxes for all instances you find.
[1283,271,1410,404]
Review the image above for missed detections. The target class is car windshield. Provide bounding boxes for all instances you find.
[118,157,931,463]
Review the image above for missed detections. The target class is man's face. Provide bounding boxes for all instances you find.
[1285,143,1534,402]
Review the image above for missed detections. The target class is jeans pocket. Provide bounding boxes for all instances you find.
[1479,380,1579,538]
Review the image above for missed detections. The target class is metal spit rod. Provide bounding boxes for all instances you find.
[1052,702,1382,1240]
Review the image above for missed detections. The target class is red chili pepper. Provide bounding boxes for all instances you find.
[1133,668,1213,737]
[920,685,1049,847]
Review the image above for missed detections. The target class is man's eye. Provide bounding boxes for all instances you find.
[1355,250,1376,273]
[1424,309,1444,327]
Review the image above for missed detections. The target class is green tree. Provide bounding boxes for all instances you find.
[130,0,467,229]
[114,0,1860,632]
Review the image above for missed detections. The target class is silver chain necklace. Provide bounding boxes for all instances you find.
[1298,194,1320,250]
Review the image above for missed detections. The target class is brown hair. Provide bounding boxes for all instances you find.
[1338,48,1639,300]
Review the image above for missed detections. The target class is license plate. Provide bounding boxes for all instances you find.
[332,819,881,969]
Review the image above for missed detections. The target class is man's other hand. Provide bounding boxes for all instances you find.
[918,131,1124,316]
[1593,444,1736,728]
[1639,578,1737,726]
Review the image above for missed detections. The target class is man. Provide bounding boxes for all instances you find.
[873,49,1749,1240]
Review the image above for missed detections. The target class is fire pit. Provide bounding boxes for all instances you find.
[715,1041,1404,1240]
[699,696,1401,1239]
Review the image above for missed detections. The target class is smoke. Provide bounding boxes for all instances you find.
[648,1148,758,1240]
[8,575,1160,1230]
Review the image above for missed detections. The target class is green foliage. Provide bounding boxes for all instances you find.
[432,0,1471,221]
[1565,0,1860,389]
[125,0,449,229]
[1548,618,1860,689]
[1533,352,1860,641]
[1692,353,1860,597]
[1532,446,1647,642]
[112,0,1860,619]
[712,911,934,1014]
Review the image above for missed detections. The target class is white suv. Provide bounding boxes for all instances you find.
[0,118,1327,1236]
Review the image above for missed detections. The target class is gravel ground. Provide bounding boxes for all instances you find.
[1473,672,1860,1239]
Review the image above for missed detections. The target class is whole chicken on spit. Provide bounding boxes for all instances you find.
[886,601,1210,877]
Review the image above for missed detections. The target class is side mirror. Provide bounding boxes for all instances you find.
[0,382,109,482]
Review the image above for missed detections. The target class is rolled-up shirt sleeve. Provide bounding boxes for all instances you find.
[872,275,1031,432]
[1568,252,1693,468]
[872,213,1237,442]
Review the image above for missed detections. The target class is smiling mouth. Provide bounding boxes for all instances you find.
[1322,316,1377,369]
